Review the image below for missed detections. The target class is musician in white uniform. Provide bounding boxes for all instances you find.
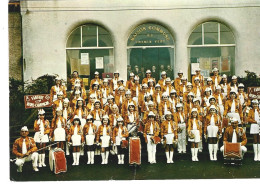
[161,111,178,163]
[67,115,83,165]
[83,115,97,164]
[33,109,50,167]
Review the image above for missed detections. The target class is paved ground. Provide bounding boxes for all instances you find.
[10,149,260,181]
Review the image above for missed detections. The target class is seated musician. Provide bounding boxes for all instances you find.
[220,117,247,158]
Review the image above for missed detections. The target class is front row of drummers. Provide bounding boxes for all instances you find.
[12,96,260,172]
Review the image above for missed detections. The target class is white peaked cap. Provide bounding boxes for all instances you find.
[38,109,45,115]
[89,94,96,98]
[125,90,131,95]
[210,105,217,110]
[161,71,167,75]
[103,115,109,119]
[212,68,219,72]
[191,108,198,113]
[165,111,172,116]
[103,78,108,83]
[187,82,193,86]
[148,111,155,117]
[21,126,28,131]
[148,101,154,106]
[238,83,244,88]
[94,71,99,75]
[87,114,93,119]
[176,103,183,108]
[232,75,237,79]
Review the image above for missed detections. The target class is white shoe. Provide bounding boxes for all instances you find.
[192,156,195,161]
[17,166,23,173]
[33,167,39,172]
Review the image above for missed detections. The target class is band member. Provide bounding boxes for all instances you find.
[50,107,68,150]
[143,111,160,164]
[162,77,174,96]
[211,68,222,89]
[147,79,155,96]
[109,104,120,128]
[158,71,167,87]
[205,96,221,116]
[90,71,102,90]
[110,71,120,92]
[228,76,239,96]
[104,95,115,116]
[101,78,112,106]
[121,90,137,118]
[69,71,83,90]
[90,100,105,129]
[220,74,229,98]
[184,92,195,115]
[188,108,202,161]
[96,115,112,164]
[70,90,81,110]
[169,89,179,113]
[83,115,97,164]
[52,91,64,117]
[192,98,205,122]
[174,103,187,153]
[126,72,135,90]
[70,97,87,127]
[237,83,249,107]
[153,83,162,108]
[159,92,172,120]
[192,68,204,87]
[174,70,184,91]
[161,111,178,163]
[125,102,139,135]
[141,93,155,113]
[138,83,149,112]
[33,109,50,167]
[202,87,212,108]
[177,76,188,99]
[131,75,141,105]
[142,69,156,85]
[115,79,125,96]
[214,85,225,118]
[89,81,102,101]
[115,86,126,113]
[86,94,96,113]
[62,98,73,123]
[183,82,193,102]
[113,116,129,164]
[50,76,66,103]
[13,126,39,172]
[67,115,83,165]
[203,77,214,97]
[192,76,203,104]
[204,105,221,161]
[248,99,260,161]
[220,117,247,158]
[224,88,243,124]
[70,82,87,102]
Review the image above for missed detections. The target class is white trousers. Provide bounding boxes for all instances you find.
[15,152,38,168]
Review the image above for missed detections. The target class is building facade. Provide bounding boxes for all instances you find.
[19,0,260,86]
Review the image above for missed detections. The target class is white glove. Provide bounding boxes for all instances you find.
[68,142,72,146]
[161,139,164,143]
[81,142,85,147]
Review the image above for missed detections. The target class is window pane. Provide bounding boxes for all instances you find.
[189,46,235,77]
[82,25,97,47]
[98,27,113,47]
[220,24,235,44]
[188,24,202,45]
[204,22,218,44]
[67,49,114,90]
[66,27,81,47]
[127,23,174,46]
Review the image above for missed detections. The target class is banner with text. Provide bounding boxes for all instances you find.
[24,94,52,109]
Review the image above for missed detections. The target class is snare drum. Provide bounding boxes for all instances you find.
[121,139,128,148]
[224,142,242,159]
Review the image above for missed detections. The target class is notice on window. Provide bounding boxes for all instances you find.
[95,57,104,69]
[191,63,200,75]
[81,53,89,65]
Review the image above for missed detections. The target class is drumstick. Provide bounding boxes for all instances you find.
[10,142,59,162]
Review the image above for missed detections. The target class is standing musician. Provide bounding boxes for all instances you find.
[174,70,184,91]
[62,98,73,123]
[115,86,126,114]
[214,85,225,118]
[174,103,187,153]
[33,109,50,167]
[203,77,214,97]
[247,99,260,161]
[192,68,204,87]
[69,71,83,90]
[192,76,203,104]
[188,108,202,161]
[158,71,167,87]
[50,76,66,103]
[142,69,156,85]
[121,90,138,118]
[125,102,139,135]
[86,94,96,113]
[153,83,162,109]
[227,75,239,96]
[126,72,135,90]
[220,74,229,99]
[104,95,115,116]
[162,77,174,96]
[70,97,87,127]
[83,115,97,164]
[177,76,188,99]
[13,126,39,172]
[211,68,222,89]
[158,92,172,121]
[161,111,178,163]
[50,107,68,150]
[90,71,102,90]
[96,115,112,164]
[131,75,141,106]
[237,83,249,108]
[147,79,156,96]
[110,71,120,92]
[52,91,64,117]
[113,116,129,164]
[169,89,179,113]
[101,78,112,106]
[90,100,105,130]
[204,105,221,161]
[143,111,160,164]
[67,115,83,166]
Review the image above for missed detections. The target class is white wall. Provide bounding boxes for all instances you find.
[20,0,260,82]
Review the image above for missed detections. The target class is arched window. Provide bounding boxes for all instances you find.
[127,23,175,82]
[188,21,235,78]
[66,24,114,89]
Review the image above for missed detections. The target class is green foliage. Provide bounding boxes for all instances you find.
[9,74,57,131]
[240,71,260,90]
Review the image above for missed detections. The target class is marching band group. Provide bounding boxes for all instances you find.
[12,67,260,173]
